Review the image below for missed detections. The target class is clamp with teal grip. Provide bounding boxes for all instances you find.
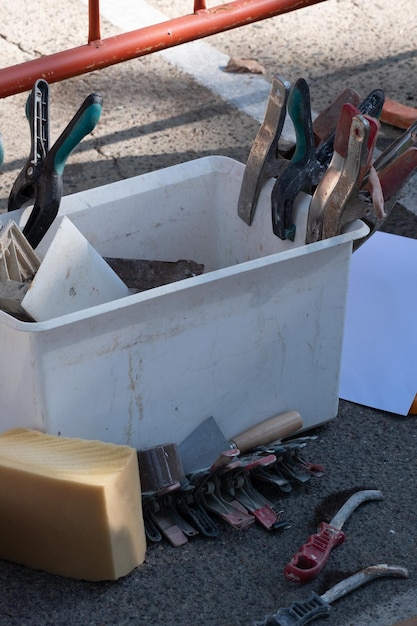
[8,78,102,248]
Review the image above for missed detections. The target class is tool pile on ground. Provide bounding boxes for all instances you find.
[138,412,325,547]
[238,75,417,248]
[137,418,412,625]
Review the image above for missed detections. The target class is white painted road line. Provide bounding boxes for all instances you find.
[83,0,297,143]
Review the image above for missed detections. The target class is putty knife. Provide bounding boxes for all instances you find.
[179,411,303,475]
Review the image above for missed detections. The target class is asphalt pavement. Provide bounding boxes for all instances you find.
[0,1,417,625]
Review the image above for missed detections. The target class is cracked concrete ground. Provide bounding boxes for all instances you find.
[0,1,416,625]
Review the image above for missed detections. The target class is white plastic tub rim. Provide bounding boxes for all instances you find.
[0,223,368,333]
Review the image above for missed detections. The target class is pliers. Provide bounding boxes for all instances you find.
[8,79,102,248]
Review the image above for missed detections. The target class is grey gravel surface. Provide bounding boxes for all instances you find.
[0,1,416,625]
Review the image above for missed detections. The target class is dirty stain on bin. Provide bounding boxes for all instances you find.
[127,352,145,443]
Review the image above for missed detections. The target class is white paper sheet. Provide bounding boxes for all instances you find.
[339,231,417,415]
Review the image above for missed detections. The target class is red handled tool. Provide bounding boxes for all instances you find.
[284,488,383,583]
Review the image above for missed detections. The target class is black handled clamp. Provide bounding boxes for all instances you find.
[8,79,102,248]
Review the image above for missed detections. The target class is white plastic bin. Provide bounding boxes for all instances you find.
[0,156,368,448]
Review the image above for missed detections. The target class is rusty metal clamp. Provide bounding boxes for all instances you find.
[174,450,241,537]
[221,456,288,530]
[238,75,290,226]
[350,120,417,249]
[320,114,373,241]
[198,473,255,529]
[306,106,379,243]
[138,443,196,546]
[284,489,384,583]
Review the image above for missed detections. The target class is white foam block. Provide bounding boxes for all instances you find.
[22,216,129,321]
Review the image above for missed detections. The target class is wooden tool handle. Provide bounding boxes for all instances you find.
[231,410,303,454]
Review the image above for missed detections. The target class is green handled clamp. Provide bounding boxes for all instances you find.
[8,79,102,248]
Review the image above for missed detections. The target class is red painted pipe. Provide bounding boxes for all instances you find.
[0,0,327,98]
[88,0,101,43]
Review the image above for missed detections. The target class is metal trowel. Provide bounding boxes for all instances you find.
[179,411,303,475]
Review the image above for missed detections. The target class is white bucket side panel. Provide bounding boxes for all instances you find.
[0,319,47,432]
[18,241,351,448]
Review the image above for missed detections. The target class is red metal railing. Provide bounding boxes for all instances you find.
[0,0,414,126]
[0,0,327,98]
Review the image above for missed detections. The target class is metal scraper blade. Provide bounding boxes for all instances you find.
[178,416,232,475]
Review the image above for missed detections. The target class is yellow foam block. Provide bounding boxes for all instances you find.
[0,428,146,580]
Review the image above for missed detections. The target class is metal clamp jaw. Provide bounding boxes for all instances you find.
[238,76,324,241]
[237,75,290,227]
[238,77,412,247]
